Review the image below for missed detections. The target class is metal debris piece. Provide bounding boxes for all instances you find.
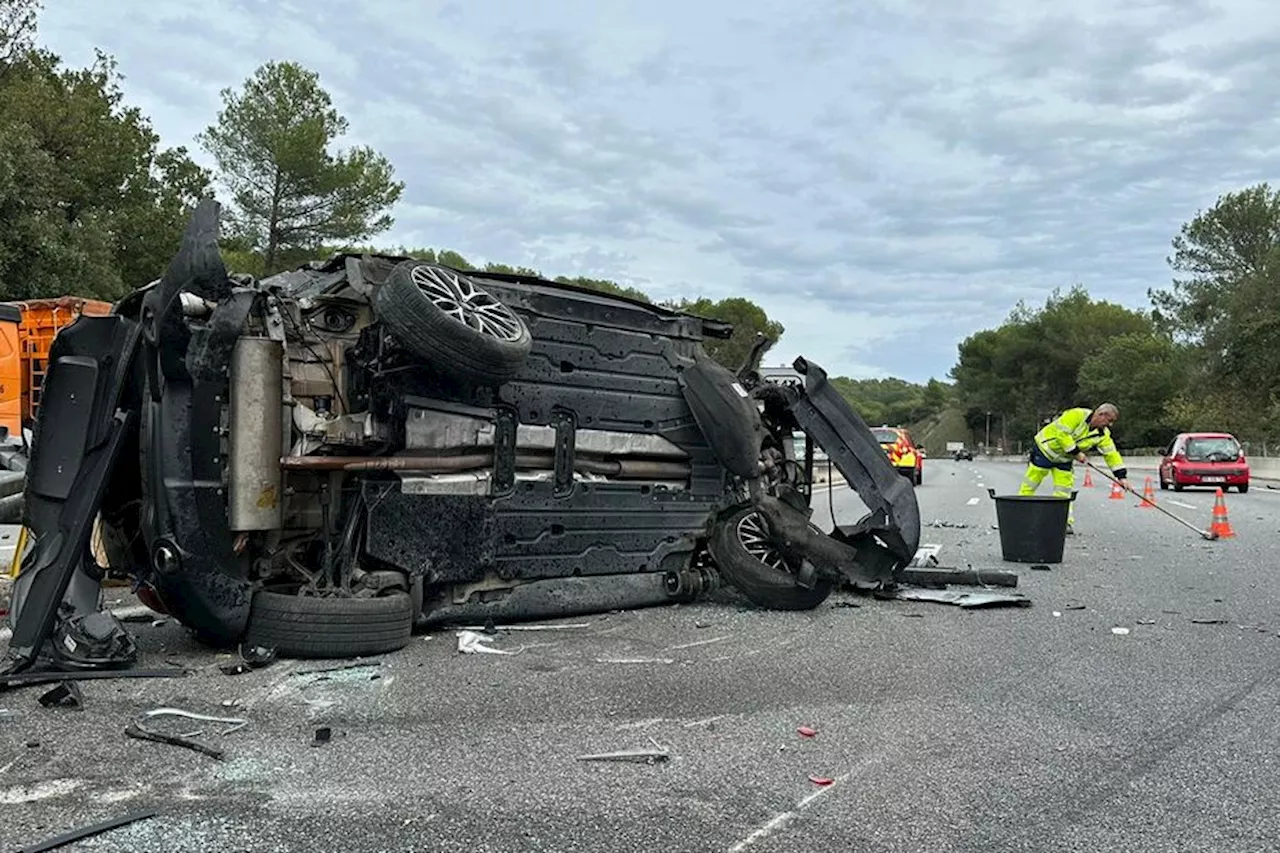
[0,668,189,692]
[1063,604,1086,611]
[925,520,971,529]
[1030,564,1051,572]
[1112,627,1130,636]
[37,681,83,710]
[808,774,835,786]
[312,726,332,746]
[576,747,670,764]
[15,807,159,853]
[142,707,248,734]
[456,630,521,655]
[1191,618,1228,625]
[1137,619,1157,625]
[894,588,1031,609]
[126,723,224,760]
[896,566,1019,588]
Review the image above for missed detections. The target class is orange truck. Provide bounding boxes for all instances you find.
[0,296,113,440]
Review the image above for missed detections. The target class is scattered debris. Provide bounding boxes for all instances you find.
[1137,619,1157,625]
[925,520,971,529]
[1063,604,1086,611]
[808,775,835,786]
[220,645,278,675]
[124,707,248,761]
[832,600,861,608]
[1191,618,1228,625]
[0,708,22,721]
[14,807,158,853]
[797,726,817,738]
[1030,564,1051,572]
[894,588,1031,609]
[456,630,522,655]
[901,613,925,618]
[1112,627,1130,636]
[1052,611,1062,617]
[312,726,332,747]
[37,681,83,710]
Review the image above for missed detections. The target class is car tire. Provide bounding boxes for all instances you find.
[243,590,414,659]
[1173,480,1184,492]
[914,468,922,486]
[372,260,532,385]
[1159,476,1168,490]
[709,504,833,611]
[1239,483,1249,493]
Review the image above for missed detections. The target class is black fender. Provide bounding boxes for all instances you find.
[783,357,921,574]
[3,314,143,671]
[677,349,765,481]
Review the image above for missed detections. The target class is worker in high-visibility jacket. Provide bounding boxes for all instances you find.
[1020,403,1130,533]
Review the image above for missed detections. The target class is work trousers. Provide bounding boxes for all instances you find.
[1019,458,1076,525]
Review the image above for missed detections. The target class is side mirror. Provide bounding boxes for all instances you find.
[1158,447,1169,456]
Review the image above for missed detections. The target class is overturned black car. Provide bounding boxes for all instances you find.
[2,201,919,670]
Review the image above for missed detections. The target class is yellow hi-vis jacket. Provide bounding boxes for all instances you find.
[1034,407,1127,475]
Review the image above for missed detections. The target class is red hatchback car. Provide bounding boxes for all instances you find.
[1158,432,1250,493]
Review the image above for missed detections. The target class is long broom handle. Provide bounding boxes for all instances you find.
[1083,459,1216,539]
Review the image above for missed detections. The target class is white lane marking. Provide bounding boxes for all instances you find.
[683,715,726,728]
[728,773,850,852]
[1169,500,1197,510]
[966,497,979,505]
[666,635,730,651]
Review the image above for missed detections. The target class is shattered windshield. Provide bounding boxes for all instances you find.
[1185,437,1240,461]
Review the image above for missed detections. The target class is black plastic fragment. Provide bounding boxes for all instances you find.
[312,726,332,746]
[16,807,158,853]
[37,681,83,710]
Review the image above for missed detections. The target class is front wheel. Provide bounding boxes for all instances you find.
[708,505,833,611]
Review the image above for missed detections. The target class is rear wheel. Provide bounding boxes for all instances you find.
[709,505,833,611]
[243,590,414,659]
[1239,483,1249,493]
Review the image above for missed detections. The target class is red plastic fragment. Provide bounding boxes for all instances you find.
[797,726,817,738]
[808,775,834,786]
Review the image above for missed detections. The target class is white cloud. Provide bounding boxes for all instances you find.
[34,0,1280,382]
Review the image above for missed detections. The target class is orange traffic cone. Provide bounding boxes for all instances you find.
[1108,479,1125,500]
[1139,476,1156,508]
[1209,488,1236,538]
[1082,468,1094,488]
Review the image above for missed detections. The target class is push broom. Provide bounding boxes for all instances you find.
[1083,460,1219,541]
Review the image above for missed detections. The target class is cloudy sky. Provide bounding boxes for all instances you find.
[37,0,1280,383]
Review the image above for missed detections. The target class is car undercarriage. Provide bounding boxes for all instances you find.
[2,200,920,673]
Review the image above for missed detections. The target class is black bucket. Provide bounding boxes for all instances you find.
[987,488,1077,564]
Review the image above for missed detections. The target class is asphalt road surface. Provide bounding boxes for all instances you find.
[3,458,1280,852]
